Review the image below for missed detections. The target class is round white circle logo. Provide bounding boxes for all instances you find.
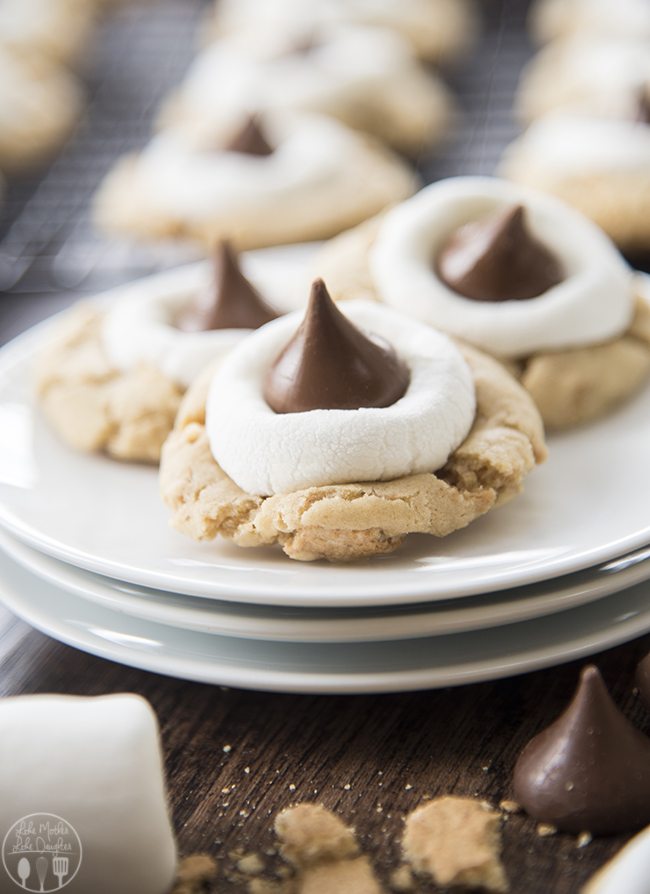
[2,814,82,891]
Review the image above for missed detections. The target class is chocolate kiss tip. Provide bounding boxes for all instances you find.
[263,278,410,414]
[636,652,650,709]
[176,240,278,332]
[436,202,564,302]
[225,115,274,157]
[513,664,650,835]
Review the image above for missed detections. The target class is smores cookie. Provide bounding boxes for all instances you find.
[95,114,416,250]
[316,177,650,428]
[207,0,480,66]
[159,26,454,155]
[0,50,83,172]
[36,245,290,463]
[160,280,545,562]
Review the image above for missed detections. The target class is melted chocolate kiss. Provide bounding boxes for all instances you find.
[513,666,650,835]
[636,652,650,709]
[225,116,274,157]
[436,204,564,302]
[176,242,279,332]
[263,279,410,414]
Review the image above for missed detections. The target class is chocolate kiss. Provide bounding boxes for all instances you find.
[225,115,274,157]
[176,241,279,332]
[513,665,650,835]
[263,279,410,414]
[436,204,564,302]
[636,652,650,709]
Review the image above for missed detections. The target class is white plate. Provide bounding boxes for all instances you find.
[1,549,650,693]
[1,256,650,607]
[2,527,650,643]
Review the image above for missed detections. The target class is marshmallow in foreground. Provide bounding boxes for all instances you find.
[0,694,177,894]
[583,825,650,894]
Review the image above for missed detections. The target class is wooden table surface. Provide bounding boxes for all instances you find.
[1,601,648,893]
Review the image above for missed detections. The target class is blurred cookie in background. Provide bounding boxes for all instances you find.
[529,0,650,45]
[516,39,650,123]
[0,0,97,66]
[159,25,456,156]
[94,114,417,250]
[0,50,83,173]
[206,0,480,67]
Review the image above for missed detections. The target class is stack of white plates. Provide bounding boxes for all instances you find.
[1,257,650,693]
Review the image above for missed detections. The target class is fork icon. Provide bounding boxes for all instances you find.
[52,856,69,890]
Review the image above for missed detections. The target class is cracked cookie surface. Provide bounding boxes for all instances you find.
[36,306,184,463]
[159,344,545,562]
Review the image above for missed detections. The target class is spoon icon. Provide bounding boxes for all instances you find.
[17,858,30,888]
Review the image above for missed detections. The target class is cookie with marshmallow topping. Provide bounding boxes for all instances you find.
[36,244,292,463]
[159,26,454,156]
[94,114,416,251]
[160,279,545,562]
[207,0,480,66]
[316,177,650,428]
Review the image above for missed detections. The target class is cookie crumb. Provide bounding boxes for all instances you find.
[576,832,592,849]
[536,824,557,838]
[299,856,381,893]
[389,865,414,891]
[402,796,508,892]
[248,879,295,894]
[238,853,265,876]
[499,800,522,814]
[171,855,218,893]
[274,804,359,868]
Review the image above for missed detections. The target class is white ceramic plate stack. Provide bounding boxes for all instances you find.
[1,250,650,693]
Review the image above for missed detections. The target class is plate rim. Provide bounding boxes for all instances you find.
[1,549,650,693]
[2,527,650,643]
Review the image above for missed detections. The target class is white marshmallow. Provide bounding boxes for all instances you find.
[370,177,634,359]
[207,301,476,495]
[122,115,413,228]
[101,255,309,388]
[0,694,176,894]
[583,824,650,894]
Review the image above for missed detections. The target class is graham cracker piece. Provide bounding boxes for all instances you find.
[171,855,218,893]
[274,804,384,893]
[274,804,359,868]
[402,796,509,892]
[300,856,383,894]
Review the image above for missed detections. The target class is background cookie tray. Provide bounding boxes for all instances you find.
[0,0,533,342]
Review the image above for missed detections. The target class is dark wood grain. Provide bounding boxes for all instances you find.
[1,605,648,893]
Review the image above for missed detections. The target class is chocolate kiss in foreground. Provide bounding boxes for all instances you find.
[436,203,564,301]
[225,115,274,156]
[636,652,650,709]
[177,241,279,332]
[513,666,650,835]
[263,279,410,413]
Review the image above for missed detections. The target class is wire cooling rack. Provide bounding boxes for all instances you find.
[0,0,533,340]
